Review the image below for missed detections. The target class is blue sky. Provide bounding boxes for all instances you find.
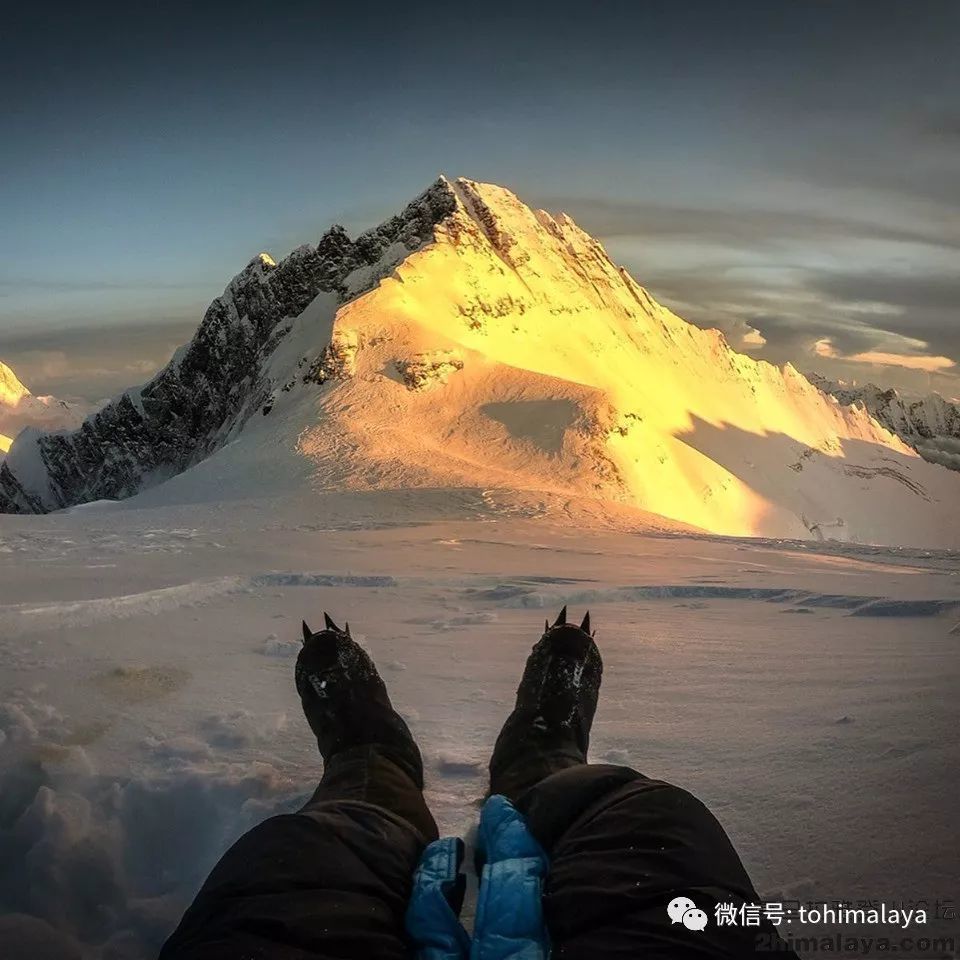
[1,0,957,400]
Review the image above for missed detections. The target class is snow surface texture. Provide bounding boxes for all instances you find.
[1,493,958,958]
[3,179,959,548]
[0,361,84,456]
[809,372,960,473]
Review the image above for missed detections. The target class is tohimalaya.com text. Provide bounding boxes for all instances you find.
[753,902,955,955]
[756,932,955,955]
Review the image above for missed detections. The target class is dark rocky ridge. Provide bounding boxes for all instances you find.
[0,179,458,513]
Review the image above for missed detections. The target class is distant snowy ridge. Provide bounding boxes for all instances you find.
[808,373,960,472]
[2,177,959,548]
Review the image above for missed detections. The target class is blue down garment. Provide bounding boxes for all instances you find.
[405,795,550,960]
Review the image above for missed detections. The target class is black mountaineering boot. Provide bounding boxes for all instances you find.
[296,614,425,787]
[489,607,603,799]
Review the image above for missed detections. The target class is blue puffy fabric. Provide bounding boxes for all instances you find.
[406,836,472,960]
[472,795,550,960]
[406,796,550,960]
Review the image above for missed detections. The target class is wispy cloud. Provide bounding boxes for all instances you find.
[537,196,959,252]
[814,338,955,374]
[539,188,959,397]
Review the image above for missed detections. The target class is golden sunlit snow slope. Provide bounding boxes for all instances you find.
[0,362,30,408]
[271,179,960,547]
[0,360,84,447]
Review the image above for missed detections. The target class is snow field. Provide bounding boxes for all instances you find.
[1,498,958,957]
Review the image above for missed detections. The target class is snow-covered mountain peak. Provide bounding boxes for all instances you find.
[2,178,959,547]
[0,361,85,462]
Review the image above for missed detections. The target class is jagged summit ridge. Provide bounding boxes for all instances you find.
[0,179,458,511]
[2,177,959,548]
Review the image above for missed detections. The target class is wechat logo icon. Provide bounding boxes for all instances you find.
[667,896,709,931]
